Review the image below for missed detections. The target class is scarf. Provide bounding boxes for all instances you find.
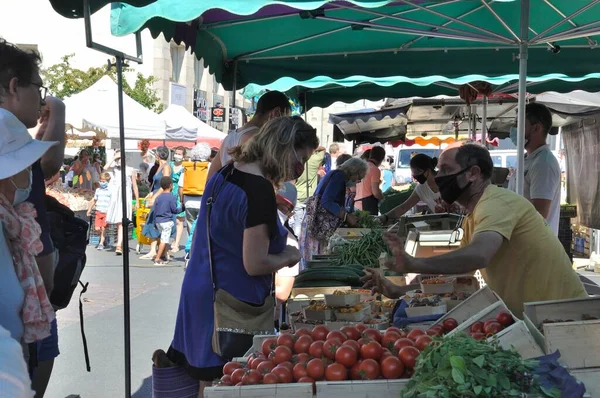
[0,193,55,343]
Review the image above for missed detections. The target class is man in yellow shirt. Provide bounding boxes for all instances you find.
[370,142,586,316]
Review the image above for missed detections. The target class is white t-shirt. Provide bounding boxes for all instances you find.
[508,145,561,235]
[177,172,202,210]
[414,182,441,212]
[0,326,34,397]
[220,126,260,165]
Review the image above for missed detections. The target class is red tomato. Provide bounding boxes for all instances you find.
[295,329,312,338]
[256,360,275,375]
[235,382,243,386]
[279,361,294,372]
[242,369,262,385]
[484,319,498,329]
[393,338,416,352]
[262,338,278,356]
[294,353,311,365]
[380,356,405,379]
[470,321,484,334]
[293,363,308,381]
[223,362,242,375]
[335,345,358,368]
[355,323,367,333]
[385,327,403,336]
[272,366,293,383]
[471,332,486,341]
[442,318,459,333]
[311,325,330,342]
[360,341,383,360]
[426,329,442,337]
[322,339,342,360]
[306,358,326,380]
[415,335,433,351]
[362,328,382,343]
[381,332,401,350]
[308,341,324,358]
[398,346,420,369]
[484,321,503,335]
[231,368,246,385]
[325,363,348,381]
[407,329,426,342]
[496,312,514,327]
[277,334,296,351]
[340,326,362,341]
[429,325,444,333]
[249,357,264,369]
[404,369,414,378]
[327,331,347,343]
[358,359,380,380]
[350,360,363,380]
[343,339,361,352]
[297,376,315,384]
[357,337,372,346]
[273,346,293,365]
[220,375,233,385]
[294,335,313,354]
[381,350,394,360]
[262,373,279,384]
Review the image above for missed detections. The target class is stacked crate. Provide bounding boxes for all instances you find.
[559,205,576,261]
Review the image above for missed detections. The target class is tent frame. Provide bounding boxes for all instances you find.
[84,0,142,395]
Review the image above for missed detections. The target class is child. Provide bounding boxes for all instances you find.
[87,172,112,250]
[153,176,182,265]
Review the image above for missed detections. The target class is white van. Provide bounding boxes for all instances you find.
[394,147,443,184]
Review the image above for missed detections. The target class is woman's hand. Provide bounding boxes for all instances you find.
[345,213,358,227]
[360,268,401,298]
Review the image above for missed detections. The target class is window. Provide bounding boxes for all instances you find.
[506,155,517,169]
[397,149,441,168]
[491,155,503,167]
[194,58,204,89]
[170,43,185,83]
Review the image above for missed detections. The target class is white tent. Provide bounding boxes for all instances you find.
[63,75,165,139]
[160,104,226,147]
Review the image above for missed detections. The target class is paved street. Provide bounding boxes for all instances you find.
[45,241,186,398]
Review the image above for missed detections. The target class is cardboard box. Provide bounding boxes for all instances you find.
[433,286,501,328]
[205,383,313,398]
[447,301,516,337]
[335,306,371,322]
[291,286,352,300]
[418,275,454,294]
[492,320,544,359]
[324,293,361,307]
[315,380,409,398]
[523,296,600,369]
[405,302,447,318]
[303,308,334,321]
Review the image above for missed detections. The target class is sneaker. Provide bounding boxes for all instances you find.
[154,260,168,266]
[97,244,105,250]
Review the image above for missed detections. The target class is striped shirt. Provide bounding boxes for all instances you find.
[94,187,112,213]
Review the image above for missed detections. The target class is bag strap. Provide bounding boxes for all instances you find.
[78,280,91,372]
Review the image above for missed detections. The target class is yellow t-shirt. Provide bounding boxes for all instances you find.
[462,185,586,316]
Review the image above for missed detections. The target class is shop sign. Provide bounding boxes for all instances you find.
[211,107,226,122]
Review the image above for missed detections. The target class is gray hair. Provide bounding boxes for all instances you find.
[339,157,369,178]
[190,142,211,161]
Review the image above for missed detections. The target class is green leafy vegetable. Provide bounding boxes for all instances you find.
[352,210,379,229]
[332,229,389,268]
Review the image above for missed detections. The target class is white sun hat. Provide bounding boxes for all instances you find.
[0,108,58,179]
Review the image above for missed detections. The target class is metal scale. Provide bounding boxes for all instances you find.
[396,213,463,258]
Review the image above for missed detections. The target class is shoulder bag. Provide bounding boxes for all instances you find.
[305,170,343,241]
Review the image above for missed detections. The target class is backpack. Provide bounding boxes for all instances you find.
[182,161,209,196]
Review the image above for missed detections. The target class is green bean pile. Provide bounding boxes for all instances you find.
[332,229,390,268]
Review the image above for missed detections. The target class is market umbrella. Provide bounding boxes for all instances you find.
[48,0,155,18]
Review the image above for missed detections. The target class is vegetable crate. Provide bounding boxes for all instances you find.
[243,335,276,357]
[291,287,352,301]
[432,286,501,328]
[523,296,600,369]
[315,379,410,398]
[205,383,313,398]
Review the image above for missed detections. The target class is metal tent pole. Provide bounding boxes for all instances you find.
[471,106,477,141]
[516,0,530,196]
[467,105,472,138]
[481,96,488,148]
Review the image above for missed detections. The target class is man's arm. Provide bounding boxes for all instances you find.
[530,199,552,219]
[528,158,560,220]
[385,231,504,275]
[35,97,66,178]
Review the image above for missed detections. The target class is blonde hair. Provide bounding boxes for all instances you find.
[230,116,319,186]
[100,172,111,181]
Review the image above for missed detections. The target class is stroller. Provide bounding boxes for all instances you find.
[184,218,197,270]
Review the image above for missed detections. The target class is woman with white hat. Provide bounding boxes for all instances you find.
[0,108,57,346]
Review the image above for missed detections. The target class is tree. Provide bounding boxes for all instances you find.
[42,54,164,113]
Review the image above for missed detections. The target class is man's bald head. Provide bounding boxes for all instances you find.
[437,142,493,180]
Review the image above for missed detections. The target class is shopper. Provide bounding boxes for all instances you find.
[179,143,211,232]
[152,177,182,266]
[379,154,441,222]
[299,157,367,268]
[274,182,300,304]
[166,116,316,394]
[71,149,99,191]
[207,91,291,180]
[291,147,326,236]
[364,142,587,316]
[508,103,561,235]
[355,146,386,215]
[104,150,140,256]
[142,146,171,259]
[169,147,186,251]
[86,172,112,250]
[329,143,344,171]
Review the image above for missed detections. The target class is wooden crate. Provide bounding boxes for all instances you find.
[492,320,544,360]
[205,383,313,398]
[432,286,501,328]
[316,379,410,398]
[446,301,515,337]
[523,296,600,369]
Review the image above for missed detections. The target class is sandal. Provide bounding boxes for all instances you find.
[154,260,168,266]
[116,247,123,256]
[140,253,155,260]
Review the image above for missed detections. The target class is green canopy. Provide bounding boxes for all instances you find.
[111,0,600,90]
[242,73,600,109]
[49,0,154,18]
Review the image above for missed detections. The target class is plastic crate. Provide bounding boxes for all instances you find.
[560,205,577,219]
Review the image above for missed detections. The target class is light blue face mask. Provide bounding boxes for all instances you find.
[510,126,529,148]
[11,169,32,206]
[100,181,109,189]
[346,180,357,188]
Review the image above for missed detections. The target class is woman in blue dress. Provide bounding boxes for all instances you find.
[167,116,319,389]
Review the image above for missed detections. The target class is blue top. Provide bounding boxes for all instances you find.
[93,187,112,213]
[28,161,53,256]
[0,227,25,341]
[153,192,181,223]
[170,164,288,371]
[381,169,394,192]
[314,170,346,216]
[152,165,171,193]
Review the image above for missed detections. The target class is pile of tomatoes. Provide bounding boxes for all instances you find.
[424,311,515,340]
[217,324,435,388]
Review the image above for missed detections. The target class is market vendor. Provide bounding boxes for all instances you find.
[365,142,587,316]
[71,149,99,191]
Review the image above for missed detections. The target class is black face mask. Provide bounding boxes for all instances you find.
[413,173,427,185]
[435,167,472,204]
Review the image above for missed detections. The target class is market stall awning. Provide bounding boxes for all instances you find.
[111,1,600,90]
[49,0,155,18]
[160,104,226,147]
[63,76,166,140]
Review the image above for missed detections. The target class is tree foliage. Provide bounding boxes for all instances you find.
[42,54,164,113]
